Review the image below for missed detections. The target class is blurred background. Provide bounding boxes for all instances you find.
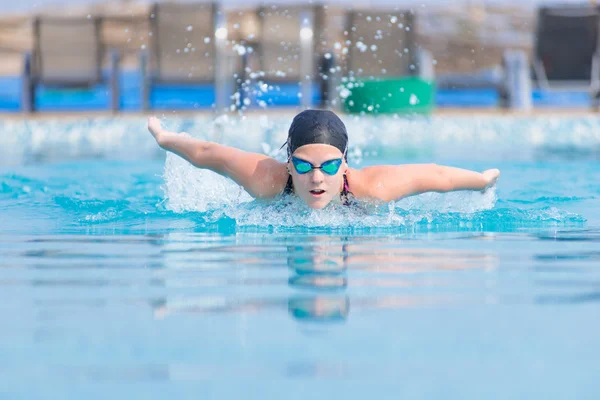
[1,4,600,396]
[1,0,599,113]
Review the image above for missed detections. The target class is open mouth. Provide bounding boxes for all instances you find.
[310,189,326,196]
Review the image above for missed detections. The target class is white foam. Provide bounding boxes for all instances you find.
[162,147,253,214]
[2,114,600,166]
[162,143,498,229]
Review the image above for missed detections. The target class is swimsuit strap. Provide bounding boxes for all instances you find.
[283,175,294,195]
[342,174,350,196]
[340,174,352,206]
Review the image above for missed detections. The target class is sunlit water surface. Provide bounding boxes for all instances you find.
[1,114,599,398]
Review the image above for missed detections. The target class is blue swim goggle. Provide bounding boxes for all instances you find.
[291,156,343,175]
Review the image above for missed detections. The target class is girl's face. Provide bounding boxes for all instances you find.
[288,144,347,209]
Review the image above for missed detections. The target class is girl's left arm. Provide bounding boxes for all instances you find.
[355,164,500,202]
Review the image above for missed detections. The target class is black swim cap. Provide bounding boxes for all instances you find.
[285,110,348,159]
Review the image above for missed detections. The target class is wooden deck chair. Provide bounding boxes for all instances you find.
[534,6,600,106]
[242,4,326,108]
[141,2,231,111]
[344,9,418,79]
[22,16,119,113]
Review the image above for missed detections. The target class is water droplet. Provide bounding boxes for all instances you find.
[234,45,246,56]
[390,16,398,24]
[409,94,419,105]
[204,37,211,44]
[187,25,193,32]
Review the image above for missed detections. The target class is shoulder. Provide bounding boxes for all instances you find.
[345,167,383,199]
[346,164,436,202]
[350,164,438,181]
[221,150,289,199]
[251,160,289,198]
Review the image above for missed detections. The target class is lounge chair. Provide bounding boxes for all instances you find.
[344,9,418,79]
[140,2,232,111]
[22,16,119,113]
[239,4,327,108]
[533,6,600,107]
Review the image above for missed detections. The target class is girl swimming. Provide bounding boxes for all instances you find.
[148,109,499,209]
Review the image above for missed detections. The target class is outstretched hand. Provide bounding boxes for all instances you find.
[482,169,500,190]
[148,116,164,146]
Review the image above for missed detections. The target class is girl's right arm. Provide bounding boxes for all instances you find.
[148,116,288,198]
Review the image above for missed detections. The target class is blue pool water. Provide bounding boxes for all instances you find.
[1,114,599,398]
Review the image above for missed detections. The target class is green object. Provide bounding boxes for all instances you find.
[342,77,434,115]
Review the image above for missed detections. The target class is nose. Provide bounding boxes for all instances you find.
[310,168,325,183]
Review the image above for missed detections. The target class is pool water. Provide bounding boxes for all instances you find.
[1,114,599,398]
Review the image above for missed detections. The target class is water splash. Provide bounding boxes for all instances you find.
[2,114,600,166]
[162,149,253,213]
[160,152,585,233]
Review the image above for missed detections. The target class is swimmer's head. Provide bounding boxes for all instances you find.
[286,109,348,159]
[285,110,349,209]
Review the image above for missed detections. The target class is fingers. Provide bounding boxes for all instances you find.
[482,169,500,188]
[147,116,163,132]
